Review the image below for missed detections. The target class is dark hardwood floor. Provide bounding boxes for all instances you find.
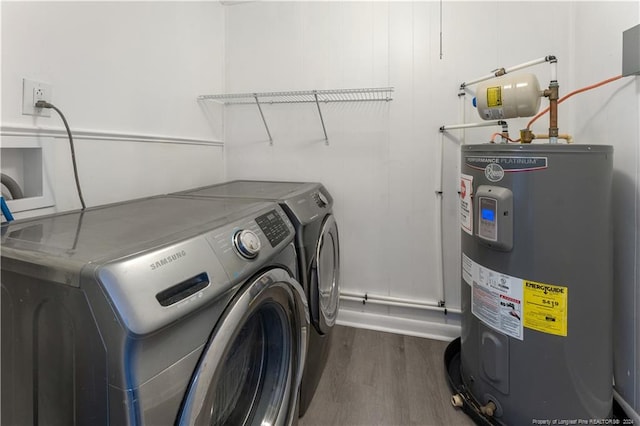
[299,325,475,426]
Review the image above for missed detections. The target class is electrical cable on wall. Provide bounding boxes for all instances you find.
[35,101,86,210]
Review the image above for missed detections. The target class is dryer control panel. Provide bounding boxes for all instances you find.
[255,209,290,247]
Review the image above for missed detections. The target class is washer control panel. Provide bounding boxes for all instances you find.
[233,229,261,259]
[255,209,290,247]
[313,191,329,208]
[205,204,295,283]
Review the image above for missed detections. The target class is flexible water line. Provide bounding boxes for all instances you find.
[527,75,623,130]
[1,173,25,200]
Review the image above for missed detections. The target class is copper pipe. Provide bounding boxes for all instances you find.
[534,133,574,144]
[547,82,559,139]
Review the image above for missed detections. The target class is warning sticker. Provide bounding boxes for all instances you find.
[463,254,524,340]
[460,174,473,235]
[523,280,568,337]
[486,86,502,107]
[462,254,571,340]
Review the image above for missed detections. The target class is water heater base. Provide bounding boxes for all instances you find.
[444,337,629,426]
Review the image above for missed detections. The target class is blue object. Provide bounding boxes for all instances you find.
[1,196,14,222]
[481,208,495,222]
[472,97,477,108]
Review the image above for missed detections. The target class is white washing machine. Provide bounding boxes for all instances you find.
[1,196,308,425]
[173,180,340,416]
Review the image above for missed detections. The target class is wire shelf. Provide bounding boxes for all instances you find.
[198,87,394,144]
[198,87,394,105]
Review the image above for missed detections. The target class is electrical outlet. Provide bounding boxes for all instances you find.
[22,79,52,117]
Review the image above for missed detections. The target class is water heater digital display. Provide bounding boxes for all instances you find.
[475,185,513,251]
[481,207,496,222]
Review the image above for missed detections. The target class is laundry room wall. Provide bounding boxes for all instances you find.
[222,1,573,339]
[1,2,226,219]
[566,2,640,417]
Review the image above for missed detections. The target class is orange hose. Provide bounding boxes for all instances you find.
[490,132,521,143]
[527,75,623,130]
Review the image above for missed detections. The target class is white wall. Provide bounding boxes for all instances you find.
[223,1,572,339]
[223,0,640,414]
[1,2,226,217]
[568,2,640,416]
[1,0,638,416]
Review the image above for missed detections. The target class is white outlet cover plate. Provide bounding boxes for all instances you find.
[22,78,52,117]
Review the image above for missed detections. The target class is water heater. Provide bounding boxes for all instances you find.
[459,144,613,424]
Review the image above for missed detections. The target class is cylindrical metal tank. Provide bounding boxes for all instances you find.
[460,144,613,424]
[475,73,542,120]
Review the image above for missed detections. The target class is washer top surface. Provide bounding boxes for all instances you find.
[182,180,320,201]
[2,196,296,335]
[1,195,271,264]
[176,180,334,226]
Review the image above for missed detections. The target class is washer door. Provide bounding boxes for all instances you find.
[310,214,340,335]
[178,268,308,426]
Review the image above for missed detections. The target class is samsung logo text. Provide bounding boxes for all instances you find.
[150,250,187,270]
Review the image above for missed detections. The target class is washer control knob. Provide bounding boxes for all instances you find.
[314,191,329,208]
[233,230,261,259]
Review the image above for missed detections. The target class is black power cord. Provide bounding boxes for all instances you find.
[35,100,86,210]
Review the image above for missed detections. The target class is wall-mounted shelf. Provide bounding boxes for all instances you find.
[198,87,394,145]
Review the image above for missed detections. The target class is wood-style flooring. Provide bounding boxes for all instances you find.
[299,326,475,426]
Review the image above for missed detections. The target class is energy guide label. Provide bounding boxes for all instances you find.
[463,254,523,340]
[523,280,568,337]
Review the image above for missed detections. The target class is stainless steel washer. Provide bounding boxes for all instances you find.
[173,180,340,416]
[1,196,308,425]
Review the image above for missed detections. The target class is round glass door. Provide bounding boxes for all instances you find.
[178,270,306,426]
[208,303,290,425]
[315,215,340,333]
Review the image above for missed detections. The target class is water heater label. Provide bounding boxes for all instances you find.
[464,254,570,339]
[460,174,474,235]
[523,280,568,337]
[463,254,524,340]
[486,86,502,107]
[465,156,548,173]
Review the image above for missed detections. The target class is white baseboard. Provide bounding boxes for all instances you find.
[336,307,462,342]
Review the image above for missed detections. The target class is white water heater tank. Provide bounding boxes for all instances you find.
[475,73,542,120]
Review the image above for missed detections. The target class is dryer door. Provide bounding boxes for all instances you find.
[178,268,308,426]
[310,214,340,335]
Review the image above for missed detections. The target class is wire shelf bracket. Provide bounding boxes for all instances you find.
[198,87,394,145]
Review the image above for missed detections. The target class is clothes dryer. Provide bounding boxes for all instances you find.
[173,180,340,416]
[1,196,308,425]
